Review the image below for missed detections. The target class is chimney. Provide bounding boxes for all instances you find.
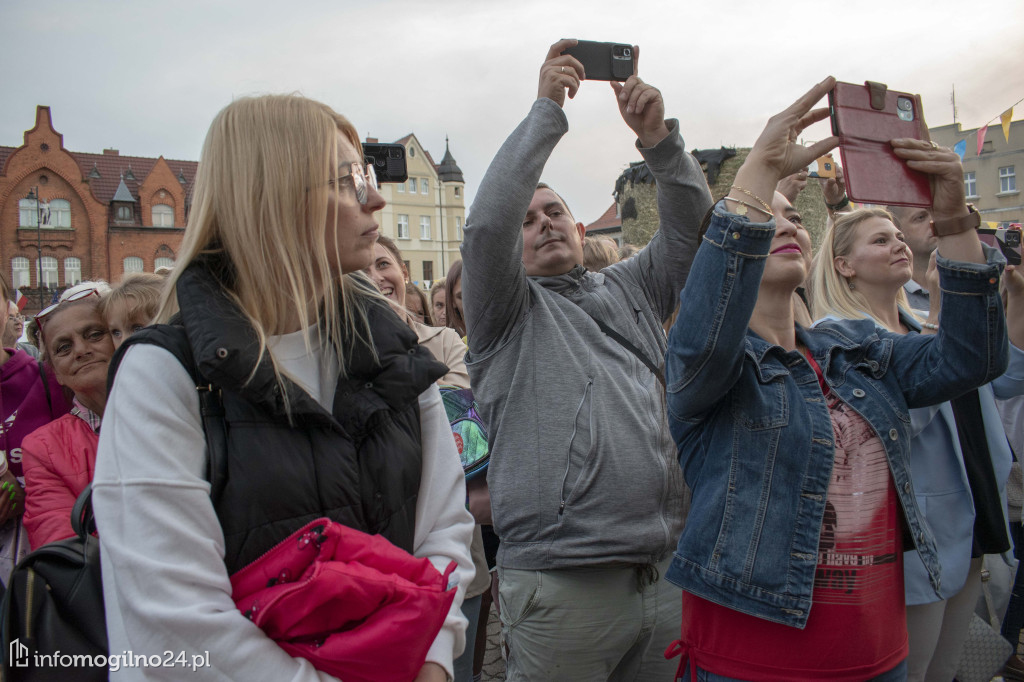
[365,137,378,144]
[103,148,119,156]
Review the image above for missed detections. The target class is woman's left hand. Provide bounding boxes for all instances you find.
[0,471,25,525]
[413,662,448,682]
[890,139,967,222]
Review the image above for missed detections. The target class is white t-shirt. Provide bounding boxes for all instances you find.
[93,339,474,680]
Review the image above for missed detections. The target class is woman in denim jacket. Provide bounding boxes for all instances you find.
[663,77,1009,682]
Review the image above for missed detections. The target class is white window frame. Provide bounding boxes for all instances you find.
[152,204,174,227]
[454,186,461,198]
[123,257,144,274]
[420,178,429,195]
[1000,166,1017,193]
[397,214,410,239]
[49,199,71,228]
[154,257,174,270]
[11,257,30,289]
[396,181,404,193]
[407,178,417,194]
[420,215,431,240]
[39,257,58,288]
[18,199,38,227]
[964,171,977,198]
[64,257,82,287]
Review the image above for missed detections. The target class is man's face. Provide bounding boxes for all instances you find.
[522,188,586,277]
[891,206,935,261]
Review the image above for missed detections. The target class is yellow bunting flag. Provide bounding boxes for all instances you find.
[987,222,1000,229]
[1002,108,1014,143]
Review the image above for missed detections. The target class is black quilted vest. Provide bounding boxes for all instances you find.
[110,257,446,574]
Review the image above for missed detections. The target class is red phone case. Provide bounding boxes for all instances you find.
[829,81,933,208]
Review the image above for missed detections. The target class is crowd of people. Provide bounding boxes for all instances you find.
[0,39,1021,682]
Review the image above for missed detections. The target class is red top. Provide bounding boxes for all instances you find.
[671,353,907,681]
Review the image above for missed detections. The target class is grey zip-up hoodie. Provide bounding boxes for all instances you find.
[461,98,713,570]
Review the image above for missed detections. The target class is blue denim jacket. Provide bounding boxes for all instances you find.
[664,204,1008,628]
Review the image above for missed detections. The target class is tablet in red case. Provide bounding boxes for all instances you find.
[829,81,933,208]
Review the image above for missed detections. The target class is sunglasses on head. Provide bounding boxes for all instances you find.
[36,288,102,341]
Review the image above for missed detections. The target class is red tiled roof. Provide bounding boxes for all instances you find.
[585,202,620,232]
[0,143,197,211]
[70,150,198,206]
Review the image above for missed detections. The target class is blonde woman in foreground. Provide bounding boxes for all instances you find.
[92,94,474,681]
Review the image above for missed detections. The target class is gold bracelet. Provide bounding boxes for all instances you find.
[725,196,773,220]
[729,186,773,215]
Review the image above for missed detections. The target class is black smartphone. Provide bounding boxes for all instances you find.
[362,143,408,183]
[561,40,634,81]
[978,227,1022,266]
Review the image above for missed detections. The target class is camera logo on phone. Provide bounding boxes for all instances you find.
[896,97,915,122]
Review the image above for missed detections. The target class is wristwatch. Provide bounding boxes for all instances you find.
[931,205,980,237]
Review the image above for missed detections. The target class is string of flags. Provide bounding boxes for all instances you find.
[952,96,1023,160]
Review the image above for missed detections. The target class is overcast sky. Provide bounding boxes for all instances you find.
[2,0,1022,224]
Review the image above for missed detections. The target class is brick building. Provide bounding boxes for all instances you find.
[0,106,196,313]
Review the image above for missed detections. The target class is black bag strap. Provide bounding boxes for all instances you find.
[71,483,95,538]
[108,326,228,505]
[584,314,666,391]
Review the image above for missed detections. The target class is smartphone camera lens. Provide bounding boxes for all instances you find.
[623,47,631,58]
[897,98,912,112]
[389,148,403,159]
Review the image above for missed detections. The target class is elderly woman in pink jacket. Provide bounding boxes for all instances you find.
[21,282,113,549]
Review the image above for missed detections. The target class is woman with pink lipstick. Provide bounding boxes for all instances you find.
[664,77,1008,682]
[811,206,1024,681]
[91,94,474,682]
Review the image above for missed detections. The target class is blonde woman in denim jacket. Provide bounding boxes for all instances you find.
[663,77,1008,682]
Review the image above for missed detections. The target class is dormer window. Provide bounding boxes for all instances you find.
[116,205,133,221]
[152,204,174,227]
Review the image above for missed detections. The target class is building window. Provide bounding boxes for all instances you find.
[152,204,174,227]
[49,199,71,227]
[124,257,144,274]
[397,214,410,239]
[422,261,434,282]
[39,257,58,288]
[456,216,463,239]
[408,178,417,193]
[19,199,38,227]
[64,257,82,286]
[116,205,133,221]
[154,257,174,270]
[403,260,411,276]
[454,187,461,198]
[964,171,977,198]
[11,257,30,289]
[420,178,429,195]
[420,216,431,240]
[397,181,404,193]
[1000,166,1017,193]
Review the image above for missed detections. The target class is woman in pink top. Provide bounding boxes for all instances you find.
[21,283,114,549]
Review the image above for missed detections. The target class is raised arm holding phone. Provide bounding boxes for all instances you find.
[663,77,1009,681]
[460,39,712,681]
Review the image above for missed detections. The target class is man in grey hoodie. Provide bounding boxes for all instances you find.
[460,40,713,680]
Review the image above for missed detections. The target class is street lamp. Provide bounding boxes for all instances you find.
[24,187,49,308]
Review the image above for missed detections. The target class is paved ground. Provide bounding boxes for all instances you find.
[480,603,505,681]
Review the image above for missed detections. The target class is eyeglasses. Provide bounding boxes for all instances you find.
[332,162,378,205]
[36,288,102,341]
